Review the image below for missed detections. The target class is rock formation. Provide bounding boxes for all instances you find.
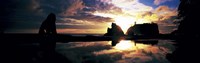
[104,23,124,36]
[126,23,159,37]
[104,23,124,46]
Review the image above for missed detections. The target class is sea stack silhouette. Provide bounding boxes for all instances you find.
[126,23,159,37]
[104,23,124,36]
[104,23,124,46]
[166,0,200,63]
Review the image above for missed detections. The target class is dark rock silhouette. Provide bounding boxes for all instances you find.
[126,27,135,36]
[126,23,159,37]
[167,0,200,63]
[111,23,124,36]
[39,13,57,34]
[104,28,112,36]
[1,12,71,62]
[104,23,124,36]
[173,0,200,37]
[38,13,59,63]
[0,22,4,34]
[0,18,10,34]
[104,23,124,46]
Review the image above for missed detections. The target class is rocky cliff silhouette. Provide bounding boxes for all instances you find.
[172,0,200,37]
[104,23,124,46]
[104,23,124,36]
[39,13,57,34]
[126,23,159,37]
[167,0,200,63]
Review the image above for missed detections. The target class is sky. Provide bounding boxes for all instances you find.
[0,0,179,34]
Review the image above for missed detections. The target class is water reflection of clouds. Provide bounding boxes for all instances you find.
[56,40,175,63]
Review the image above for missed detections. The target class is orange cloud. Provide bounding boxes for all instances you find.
[154,6,177,21]
[57,29,107,34]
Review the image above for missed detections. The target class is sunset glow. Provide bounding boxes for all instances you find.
[114,16,135,33]
[93,12,155,33]
[1,0,180,62]
[3,0,179,34]
[92,0,159,33]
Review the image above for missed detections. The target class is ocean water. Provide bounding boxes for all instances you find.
[56,40,176,63]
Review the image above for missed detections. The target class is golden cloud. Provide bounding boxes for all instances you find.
[154,6,177,21]
[57,28,107,34]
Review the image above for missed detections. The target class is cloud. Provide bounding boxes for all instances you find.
[31,0,85,16]
[64,13,113,23]
[56,18,108,29]
[57,28,107,34]
[140,6,177,22]
[56,12,113,32]
[154,0,172,5]
[36,0,114,30]
[110,0,153,15]
[0,0,45,32]
[86,0,178,33]
[60,0,85,16]
[156,16,178,34]
[141,12,159,22]
[157,6,178,34]
[154,6,177,21]
[137,5,178,34]
[1,0,179,34]
[92,0,155,30]
[0,0,113,33]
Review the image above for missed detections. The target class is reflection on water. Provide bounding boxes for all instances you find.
[56,40,176,63]
[113,40,135,50]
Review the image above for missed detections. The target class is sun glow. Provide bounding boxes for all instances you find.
[93,12,156,33]
[114,40,135,50]
[93,12,136,33]
[91,0,169,34]
[114,16,135,33]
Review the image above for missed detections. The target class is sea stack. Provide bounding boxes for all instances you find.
[104,23,124,36]
[104,23,124,46]
[126,23,159,37]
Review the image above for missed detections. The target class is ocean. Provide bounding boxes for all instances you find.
[56,40,176,63]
